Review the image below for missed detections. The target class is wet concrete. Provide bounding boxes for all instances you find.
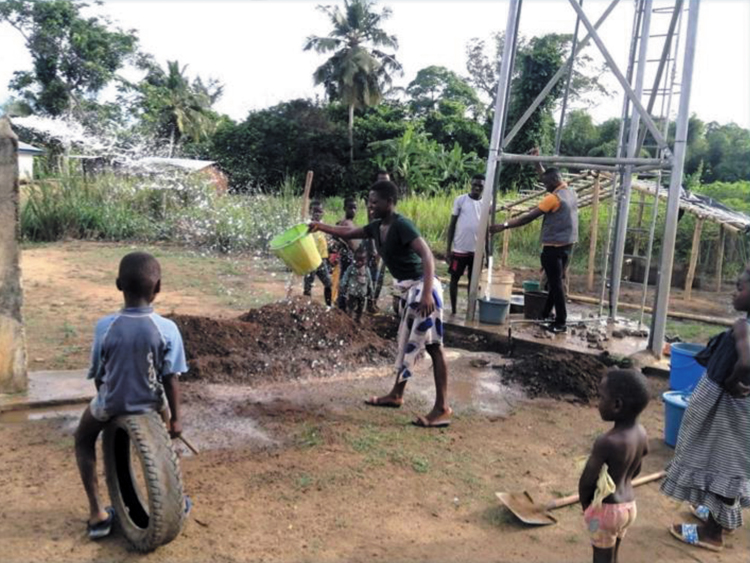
[0,348,526,454]
[0,369,91,412]
[448,309,670,375]
[0,403,83,424]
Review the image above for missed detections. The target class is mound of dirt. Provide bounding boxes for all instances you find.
[499,351,607,402]
[171,297,395,385]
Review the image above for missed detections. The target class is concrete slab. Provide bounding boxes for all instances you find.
[0,369,92,412]
[446,312,671,377]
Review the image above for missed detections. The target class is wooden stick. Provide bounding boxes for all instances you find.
[546,471,666,510]
[684,217,704,301]
[300,170,314,220]
[179,435,200,455]
[587,173,601,292]
[288,171,315,300]
[715,224,725,293]
[502,210,511,267]
[564,292,734,327]
[159,408,200,455]
[632,191,647,257]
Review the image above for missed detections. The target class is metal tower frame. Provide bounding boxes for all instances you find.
[467,0,701,358]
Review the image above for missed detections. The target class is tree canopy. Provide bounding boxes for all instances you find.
[2,0,747,196]
[123,58,224,156]
[0,0,137,118]
[304,0,402,161]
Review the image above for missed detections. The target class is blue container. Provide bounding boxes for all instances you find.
[663,391,690,447]
[478,297,510,325]
[669,342,705,391]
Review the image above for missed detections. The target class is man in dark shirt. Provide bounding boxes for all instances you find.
[310,180,451,427]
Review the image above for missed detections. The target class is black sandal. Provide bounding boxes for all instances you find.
[87,506,115,540]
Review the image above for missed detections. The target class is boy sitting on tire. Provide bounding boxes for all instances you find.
[74,251,187,539]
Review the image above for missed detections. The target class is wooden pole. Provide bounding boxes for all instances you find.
[632,191,646,257]
[288,171,314,299]
[587,173,601,291]
[300,170,314,220]
[715,224,725,292]
[684,217,704,300]
[502,209,511,267]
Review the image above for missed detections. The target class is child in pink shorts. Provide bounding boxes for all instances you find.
[579,369,650,563]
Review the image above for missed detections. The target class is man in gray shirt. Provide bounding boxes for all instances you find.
[490,149,578,333]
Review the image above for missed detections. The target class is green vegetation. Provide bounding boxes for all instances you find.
[0,0,137,119]
[304,0,402,163]
[19,172,749,281]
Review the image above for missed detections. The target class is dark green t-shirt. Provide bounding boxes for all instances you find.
[363,214,424,281]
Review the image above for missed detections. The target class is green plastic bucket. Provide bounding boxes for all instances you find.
[269,224,322,275]
[522,280,541,292]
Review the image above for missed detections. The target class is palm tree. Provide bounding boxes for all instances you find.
[304,0,402,162]
[137,60,223,156]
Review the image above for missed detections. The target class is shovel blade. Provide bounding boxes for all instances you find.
[496,491,558,526]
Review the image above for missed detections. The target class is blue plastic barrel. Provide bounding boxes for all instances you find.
[478,297,510,325]
[663,391,690,447]
[669,343,705,391]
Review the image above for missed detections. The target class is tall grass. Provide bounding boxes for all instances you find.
[20,172,748,279]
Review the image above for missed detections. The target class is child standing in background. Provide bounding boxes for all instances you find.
[303,200,333,307]
[340,246,373,322]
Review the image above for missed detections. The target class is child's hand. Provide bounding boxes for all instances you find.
[727,378,750,398]
[169,419,183,439]
[418,290,436,317]
[308,222,321,233]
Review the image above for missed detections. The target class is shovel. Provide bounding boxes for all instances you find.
[495,470,665,526]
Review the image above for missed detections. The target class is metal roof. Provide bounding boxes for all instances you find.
[18,141,43,155]
[128,157,216,173]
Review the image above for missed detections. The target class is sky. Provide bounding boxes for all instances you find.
[1,0,749,128]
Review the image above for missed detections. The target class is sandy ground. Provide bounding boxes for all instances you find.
[2,242,747,562]
[1,355,748,563]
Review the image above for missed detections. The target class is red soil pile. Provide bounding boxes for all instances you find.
[170,297,394,384]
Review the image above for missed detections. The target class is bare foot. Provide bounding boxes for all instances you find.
[413,406,453,427]
[365,394,403,408]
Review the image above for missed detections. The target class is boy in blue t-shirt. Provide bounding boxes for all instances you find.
[74,252,188,539]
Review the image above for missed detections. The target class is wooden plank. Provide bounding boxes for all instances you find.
[564,293,734,327]
[587,173,601,291]
[684,217,704,300]
[715,224,725,292]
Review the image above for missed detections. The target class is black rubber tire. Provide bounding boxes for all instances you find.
[103,412,186,552]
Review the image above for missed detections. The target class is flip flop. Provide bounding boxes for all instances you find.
[412,408,453,428]
[87,506,115,540]
[669,523,723,552]
[364,396,403,408]
[689,505,735,534]
[690,504,710,523]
